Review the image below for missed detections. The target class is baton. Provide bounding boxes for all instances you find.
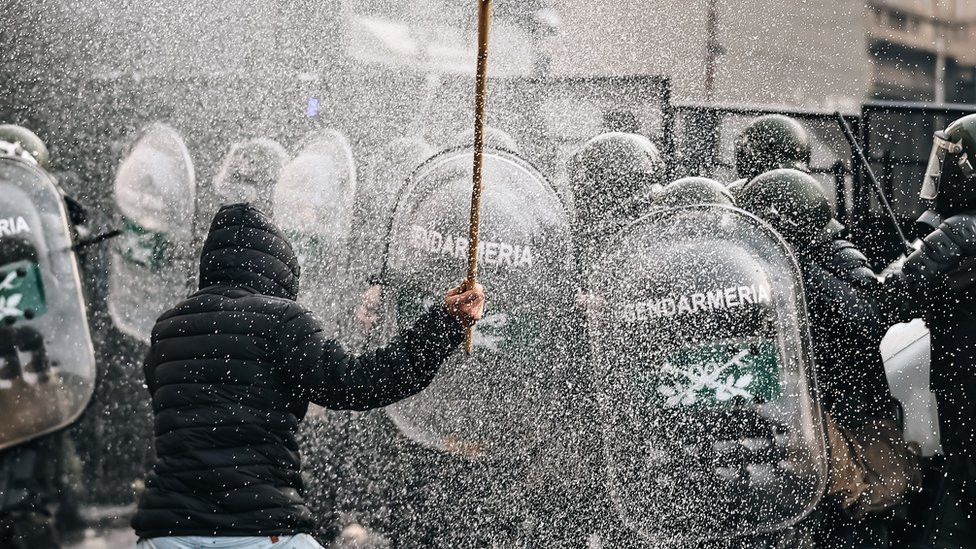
[835,112,914,256]
[71,229,122,252]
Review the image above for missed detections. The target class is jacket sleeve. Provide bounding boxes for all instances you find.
[276,302,465,411]
[881,212,976,322]
[800,256,896,426]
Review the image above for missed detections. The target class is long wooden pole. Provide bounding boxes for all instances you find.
[465,0,492,354]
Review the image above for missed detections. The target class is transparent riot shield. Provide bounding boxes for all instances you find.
[109,123,196,343]
[0,158,96,450]
[586,205,827,543]
[273,129,357,337]
[213,138,289,215]
[381,148,576,460]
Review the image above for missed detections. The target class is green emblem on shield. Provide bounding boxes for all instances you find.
[654,340,781,408]
[0,260,47,323]
[119,216,173,273]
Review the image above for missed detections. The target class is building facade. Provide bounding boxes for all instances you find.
[867,0,976,102]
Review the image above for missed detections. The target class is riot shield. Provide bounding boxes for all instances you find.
[0,157,96,450]
[213,138,289,215]
[381,147,576,460]
[586,205,827,543]
[273,129,357,337]
[109,123,196,343]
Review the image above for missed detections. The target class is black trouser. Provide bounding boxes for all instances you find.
[901,454,976,549]
[0,432,78,549]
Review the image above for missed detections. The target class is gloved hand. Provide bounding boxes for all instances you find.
[881,212,976,321]
[824,414,922,519]
[902,212,976,287]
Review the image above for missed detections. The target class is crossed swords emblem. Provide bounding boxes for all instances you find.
[0,271,24,320]
[657,349,755,407]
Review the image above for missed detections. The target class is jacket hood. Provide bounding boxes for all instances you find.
[199,203,300,299]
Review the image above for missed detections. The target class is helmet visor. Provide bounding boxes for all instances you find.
[922,132,961,200]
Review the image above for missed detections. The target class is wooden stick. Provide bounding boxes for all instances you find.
[465,0,492,354]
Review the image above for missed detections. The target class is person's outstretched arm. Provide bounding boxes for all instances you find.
[279,282,485,410]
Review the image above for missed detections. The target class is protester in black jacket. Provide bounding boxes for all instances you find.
[130,203,484,546]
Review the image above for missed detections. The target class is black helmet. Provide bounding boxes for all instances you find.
[657,177,734,208]
[738,168,843,249]
[0,125,49,168]
[921,113,976,214]
[569,132,666,220]
[734,115,811,181]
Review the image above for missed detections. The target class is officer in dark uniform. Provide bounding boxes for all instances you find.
[874,113,976,548]
[728,114,813,197]
[737,168,921,548]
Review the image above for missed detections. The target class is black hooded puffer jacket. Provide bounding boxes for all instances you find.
[131,203,463,538]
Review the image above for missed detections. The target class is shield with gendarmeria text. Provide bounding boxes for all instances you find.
[586,204,827,543]
[0,154,95,450]
[380,146,576,461]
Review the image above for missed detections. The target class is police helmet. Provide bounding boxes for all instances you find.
[569,132,666,217]
[734,115,811,181]
[0,125,49,168]
[453,126,521,154]
[657,177,734,208]
[738,168,843,249]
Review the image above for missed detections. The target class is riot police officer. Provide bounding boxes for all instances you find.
[875,113,976,548]
[738,168,921,548]
[567,131,666,274]
[0,124,87,549]
[564,132,668,547]
[728,114,813,196]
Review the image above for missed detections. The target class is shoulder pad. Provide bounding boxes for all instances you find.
[916,209,943,231]
[827,240,876,283]
[829,239,866,258]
